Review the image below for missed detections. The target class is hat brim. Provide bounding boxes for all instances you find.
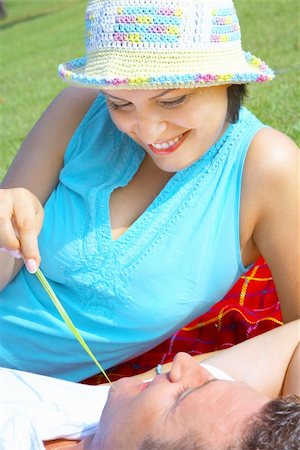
[58,50,274,90]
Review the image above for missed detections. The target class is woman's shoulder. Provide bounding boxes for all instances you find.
[55,86,99,102]
[23,87,101,157]
[33,87,102,166]
[49,86,100,126]
[241,127,299,224]
[240,126,299,251]
[245,127,299,186]
[1,88,102,201]
[240,126,298,242]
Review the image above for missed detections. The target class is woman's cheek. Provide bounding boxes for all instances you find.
[111,113,133,135]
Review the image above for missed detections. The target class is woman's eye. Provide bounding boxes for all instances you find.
[160,95,188,109]
[107,100,132,111]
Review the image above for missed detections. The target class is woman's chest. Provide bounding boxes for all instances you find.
[109,156,173,240]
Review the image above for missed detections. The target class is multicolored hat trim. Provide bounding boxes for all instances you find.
[58,0,275,89]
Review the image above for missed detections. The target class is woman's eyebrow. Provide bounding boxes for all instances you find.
[102,89,177,102]
[148,89,176,100]
[102,92,128,101]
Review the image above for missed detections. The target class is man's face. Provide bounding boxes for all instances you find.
[93,353,269,449]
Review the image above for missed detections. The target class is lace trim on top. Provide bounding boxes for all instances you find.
[76,108,253,283]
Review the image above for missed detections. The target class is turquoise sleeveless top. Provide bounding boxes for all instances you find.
[0,95,266,381]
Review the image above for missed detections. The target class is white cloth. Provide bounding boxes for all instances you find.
[0,364,233,450]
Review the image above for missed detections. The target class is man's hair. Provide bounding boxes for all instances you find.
[139,395,300,450]
[139,433,202,450]
[227,84,247,124]
[238,394,300,450]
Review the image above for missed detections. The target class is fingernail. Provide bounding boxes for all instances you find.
[25,258,38,274]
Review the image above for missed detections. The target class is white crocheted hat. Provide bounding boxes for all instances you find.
[58,0,275,89]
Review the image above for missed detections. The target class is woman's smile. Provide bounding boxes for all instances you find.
[148,130,191,155]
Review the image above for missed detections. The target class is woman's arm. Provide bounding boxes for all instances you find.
[241,128,300,322]
[282,341,300,395]
[203,319,300,398]
[0,87,99,288]
[134,321,300,398]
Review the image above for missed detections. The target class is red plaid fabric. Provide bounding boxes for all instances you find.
[83,257,281,385]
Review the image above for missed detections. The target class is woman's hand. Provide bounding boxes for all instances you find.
[0,188,44,273]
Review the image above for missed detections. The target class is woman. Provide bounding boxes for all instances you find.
[0,0,299,382]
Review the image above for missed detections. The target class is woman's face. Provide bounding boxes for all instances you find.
[92,353,269,449]
[103,86,229,172]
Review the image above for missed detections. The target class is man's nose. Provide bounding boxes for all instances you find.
[169,352,212,384]
[133,115,167,144]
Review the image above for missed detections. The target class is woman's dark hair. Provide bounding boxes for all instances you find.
[227,84,248,123]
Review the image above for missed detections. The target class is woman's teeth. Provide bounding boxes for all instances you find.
[151,133,184,150]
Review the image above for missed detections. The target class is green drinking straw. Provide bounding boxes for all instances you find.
[34,267,112,385]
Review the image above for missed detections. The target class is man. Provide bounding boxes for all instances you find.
[1,321,299,450]
[76,319,300,450]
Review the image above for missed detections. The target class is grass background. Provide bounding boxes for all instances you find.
[0,0,299,180]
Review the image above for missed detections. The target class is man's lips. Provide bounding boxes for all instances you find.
[141,381,151,391]
[148,130,191,155]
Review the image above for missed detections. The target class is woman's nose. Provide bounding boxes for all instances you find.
[132,115,167,144]
[169,352,212,384]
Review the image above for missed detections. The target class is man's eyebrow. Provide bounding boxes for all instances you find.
[102,89,176,102]
[179,378,220,403]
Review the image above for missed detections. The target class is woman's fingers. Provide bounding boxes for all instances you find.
[0,188,44,272]
[13,205,40,273]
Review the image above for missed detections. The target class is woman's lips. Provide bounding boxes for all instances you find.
[148,130,191,155]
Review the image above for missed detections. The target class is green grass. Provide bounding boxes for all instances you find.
[0,0,299,180]
[235,0,300,140]
[0,0,86,179]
